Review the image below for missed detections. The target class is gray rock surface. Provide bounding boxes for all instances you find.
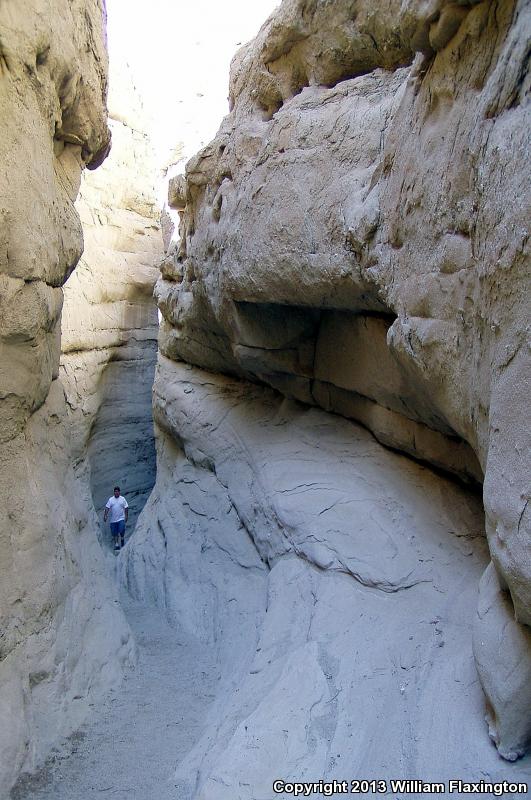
[10,593,219,800]
[158,0,531,760]
[473,563,531,762]
[125,358,531,796]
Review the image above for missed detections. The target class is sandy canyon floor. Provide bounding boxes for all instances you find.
[11,591,218,800]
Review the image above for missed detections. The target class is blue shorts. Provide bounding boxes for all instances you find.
[110,520,126,535]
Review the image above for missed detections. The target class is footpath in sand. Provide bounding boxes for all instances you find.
[12,592,218,800]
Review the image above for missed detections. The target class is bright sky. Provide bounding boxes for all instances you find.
[106,0,279,171]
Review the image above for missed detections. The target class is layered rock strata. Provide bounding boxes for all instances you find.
[60,67,160,536]
[0,3,135,794]
[147,0,530,767]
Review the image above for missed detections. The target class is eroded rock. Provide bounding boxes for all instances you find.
[125,359,529,794]
[0,3,138,793]
[151,0,530,764]
[60,63,161,534]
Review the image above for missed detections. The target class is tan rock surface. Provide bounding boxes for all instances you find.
[2,0,528,794]
[157,0,531,762]
[60,64,161,534]
[0,0,110,444]
[0,3,142,793]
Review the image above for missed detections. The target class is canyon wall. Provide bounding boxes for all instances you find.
[127,361,528,797]
[60,65,160,537]
[126,0,531,789]
[0,3,139,794]
[1,0,528,795]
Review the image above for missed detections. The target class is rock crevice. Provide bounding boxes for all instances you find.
[1,0,530,795]
[0,5,161,794]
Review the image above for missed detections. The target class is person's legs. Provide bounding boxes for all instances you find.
[110,521,120,552]
[119,519,125,548]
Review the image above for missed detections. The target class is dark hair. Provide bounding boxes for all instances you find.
[114,486,120,492]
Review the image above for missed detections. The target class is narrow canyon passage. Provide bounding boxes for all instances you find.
[11,592,219,800]
[2,0,530,796]
[11,385,531,797]
[57,56,162,543]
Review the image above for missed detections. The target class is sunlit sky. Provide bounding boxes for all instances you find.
[106,0,279,171]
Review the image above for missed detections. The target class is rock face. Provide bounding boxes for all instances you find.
[60,66,161,536]
[0,3,139,794]
[132,0,530,780]
[125,359,528,796]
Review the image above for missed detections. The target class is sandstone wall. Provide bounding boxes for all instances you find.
[0,3,136,793]
[125,358,529,795]
[60,66,161,537]
[138,0,530,770]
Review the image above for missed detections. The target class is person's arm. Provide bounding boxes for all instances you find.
[124,498,129,524]
[104,500,110,522]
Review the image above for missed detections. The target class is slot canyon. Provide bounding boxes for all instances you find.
[0,1,530,798]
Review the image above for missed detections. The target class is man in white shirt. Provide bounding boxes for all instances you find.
[103,486,129,552]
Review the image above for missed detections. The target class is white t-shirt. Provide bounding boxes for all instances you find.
[105,495,129,523]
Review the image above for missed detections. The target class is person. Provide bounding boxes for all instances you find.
[104,486,129,552]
